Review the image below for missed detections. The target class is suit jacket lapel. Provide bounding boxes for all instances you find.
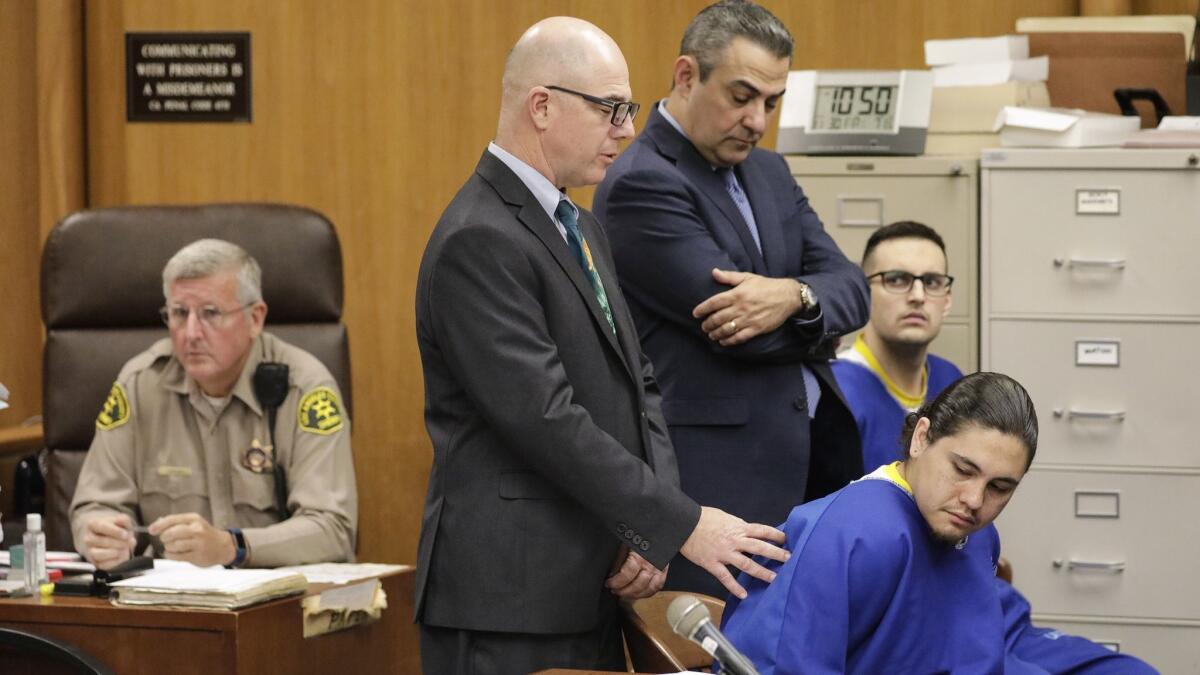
[475,152,634,379]
[736,159,787,276]
[644,108,768,274]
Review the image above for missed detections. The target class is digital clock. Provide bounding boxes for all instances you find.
[777,70,933,155]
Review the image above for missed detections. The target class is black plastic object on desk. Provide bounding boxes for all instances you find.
[83,555,155,596]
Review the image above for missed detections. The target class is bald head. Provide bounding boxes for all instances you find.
[492,17,634,189]
[501,17,626,109]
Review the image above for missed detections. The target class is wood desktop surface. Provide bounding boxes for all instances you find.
[0,566,419,674]
[533,671,657,674]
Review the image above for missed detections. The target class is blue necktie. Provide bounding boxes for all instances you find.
[719,168,762,253]
[718,170,821,416]
[556,199,616,335]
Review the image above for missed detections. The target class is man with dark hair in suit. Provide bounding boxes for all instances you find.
[594,0,869,597]
[414,16,788,675]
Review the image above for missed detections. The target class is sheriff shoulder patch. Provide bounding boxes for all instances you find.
[298,387,344,435]
[96,382,130,431]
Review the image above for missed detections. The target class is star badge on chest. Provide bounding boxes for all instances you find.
[241,438,275,473]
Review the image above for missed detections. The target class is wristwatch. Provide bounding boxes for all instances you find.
[798,282,818,313]
[226,527,248,568]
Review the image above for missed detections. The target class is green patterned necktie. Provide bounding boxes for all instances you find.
[556,199,616,335]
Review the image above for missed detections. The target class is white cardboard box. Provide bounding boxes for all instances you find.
[932,56,1048,87]
[930,81,1050,133]
[925,35,1029,66]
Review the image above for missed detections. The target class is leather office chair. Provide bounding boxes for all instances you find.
[39,203,350,551]
[0,627,114,674]
[621,591,724,674]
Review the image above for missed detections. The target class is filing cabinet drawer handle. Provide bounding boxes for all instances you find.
[1053,559,1126,573]
[1053,257,1127,270]
[1053,408,1126,421]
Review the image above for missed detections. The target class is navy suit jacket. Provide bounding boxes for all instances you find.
[594,105,869,596]
[414,151,700,634]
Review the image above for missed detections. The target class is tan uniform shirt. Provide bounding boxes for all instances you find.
[70,332,357,567]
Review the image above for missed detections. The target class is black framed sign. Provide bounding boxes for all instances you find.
[126,32,251,122]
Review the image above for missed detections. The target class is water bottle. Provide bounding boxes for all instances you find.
[23,513,47,593]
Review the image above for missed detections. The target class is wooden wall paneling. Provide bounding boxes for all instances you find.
[84,0,128,206]
[0,0,44,518]
[79,1,1092,568]
[36,0,87,241]
[1082,0,1134,14]
[0,3,42,431]
[0,0,84,515]
[1133,0,1200,15]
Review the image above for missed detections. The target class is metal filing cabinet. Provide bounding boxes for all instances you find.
[787,155,979,372]
[983,148,1200,673]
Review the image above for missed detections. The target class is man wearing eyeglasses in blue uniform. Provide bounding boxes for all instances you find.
[832,221,963,475]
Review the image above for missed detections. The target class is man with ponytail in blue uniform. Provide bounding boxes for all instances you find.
[722,373,1157,673]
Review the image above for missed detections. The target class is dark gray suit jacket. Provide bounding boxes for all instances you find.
[414,150,700,634]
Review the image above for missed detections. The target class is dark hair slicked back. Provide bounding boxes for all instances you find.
[899,372,1039,470]
[680,0,793,81]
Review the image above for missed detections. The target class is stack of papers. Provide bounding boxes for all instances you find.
[923,35,1051,155]
[0,550,95,574]
[278,562,410,584]
[931,57,1049,88]
[300,577,388,637]
[1123,116,1200,148]
[109,567,307,610]
[925,35,1030,66]
[993,107,1140,148]
[926,35,1048,87]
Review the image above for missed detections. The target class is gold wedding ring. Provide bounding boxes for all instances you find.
[728,320,737,332]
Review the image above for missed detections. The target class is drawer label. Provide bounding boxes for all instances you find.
[1076,189,1120,215]
[1076,340,1120,367]
[836,195,884,227]
[1075,491,1120,518]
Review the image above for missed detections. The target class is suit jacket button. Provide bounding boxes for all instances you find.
[632,534,643,545]
[624,530,634,539]
[793,398,805,411]
[639,541,650,552]
[617,523,627,534]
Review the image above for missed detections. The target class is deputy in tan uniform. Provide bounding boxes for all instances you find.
[70,238,357,569]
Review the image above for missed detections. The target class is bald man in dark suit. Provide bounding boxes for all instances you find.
[414,16,789,674]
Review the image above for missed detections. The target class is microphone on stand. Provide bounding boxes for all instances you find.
[667,594,760,675]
